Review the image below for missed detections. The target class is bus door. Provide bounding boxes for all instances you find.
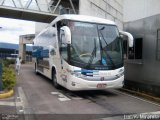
[60,29,68,87]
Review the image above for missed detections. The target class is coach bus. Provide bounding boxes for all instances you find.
[33,14,133,91]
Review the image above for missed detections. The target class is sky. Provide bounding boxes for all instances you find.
[0,17,35,44]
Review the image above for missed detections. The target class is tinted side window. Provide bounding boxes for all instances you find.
[127,38,143,60]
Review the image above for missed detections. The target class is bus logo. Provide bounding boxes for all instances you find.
[100,77,105,81]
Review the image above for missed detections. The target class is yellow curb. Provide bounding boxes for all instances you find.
[0,90,14,99]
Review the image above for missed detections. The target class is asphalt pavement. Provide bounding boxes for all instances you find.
[0,63,160,120]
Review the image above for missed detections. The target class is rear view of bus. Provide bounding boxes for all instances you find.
[33,15,133,91]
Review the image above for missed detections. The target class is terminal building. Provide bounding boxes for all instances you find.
[0,0,159,95]
[123,0,160,96]
[0,42,32,61]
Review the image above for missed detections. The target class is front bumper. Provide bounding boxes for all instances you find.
[66,75,124,91]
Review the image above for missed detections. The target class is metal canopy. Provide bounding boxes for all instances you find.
[0,0,79,23]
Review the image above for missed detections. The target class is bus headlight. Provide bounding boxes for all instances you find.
[71,72,86,78]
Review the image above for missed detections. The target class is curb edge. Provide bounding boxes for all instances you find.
[120,88,160,103]
[0,89,14,99]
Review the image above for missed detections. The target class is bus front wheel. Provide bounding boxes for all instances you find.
[52,71,59,89]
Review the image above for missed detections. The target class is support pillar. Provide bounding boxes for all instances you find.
[19,34,35,63]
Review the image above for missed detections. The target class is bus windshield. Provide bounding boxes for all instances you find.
[68,21,123,70]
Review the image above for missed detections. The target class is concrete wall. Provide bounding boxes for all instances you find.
[36,0,124,33]
[124,14,160,96]
[79,0,124,30]
[123,0,160,96]
[124,0,160,22]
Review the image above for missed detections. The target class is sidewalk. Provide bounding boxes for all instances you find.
[0,94,17,114]
[0,85,31,120]
[0,76,19,115]
[0,105,16,114]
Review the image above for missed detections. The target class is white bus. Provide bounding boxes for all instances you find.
[33,14,133,91]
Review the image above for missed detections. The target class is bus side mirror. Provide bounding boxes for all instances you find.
[119,31,133,47]
[60,26,71,44]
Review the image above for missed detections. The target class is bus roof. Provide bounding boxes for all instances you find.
[51,14,116,25]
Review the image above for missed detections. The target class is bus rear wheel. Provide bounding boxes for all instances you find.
[52,72,59,89]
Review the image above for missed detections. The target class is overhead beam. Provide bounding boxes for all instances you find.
[12,0,17,7]
[45,0,52,13]
[0,0,79,22]
[69,0,76,14]
[35,0,41,11]
[0,6,58,23]
[1,0,5,5]
[24,0,32,9]
[18,0,23,8]
[52,0,61,14]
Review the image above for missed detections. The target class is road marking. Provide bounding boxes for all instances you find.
[52,90,83,101]
[51,91,71,101]
[58,97,71,101]
[58,93,71,101]
[64,92,83,100]
[71,96,83,100]
[0,101,22,107]
[17,87,33,114]
[19,109,24,113]
[114,90,160,107]
[50,92,59,95]
[15,101,22,107]
[58,94,66,98]
[16,87,35,120]
[18,87,29,107]
[0,101,15,106]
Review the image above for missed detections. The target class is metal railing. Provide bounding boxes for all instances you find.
[0,0,78,15]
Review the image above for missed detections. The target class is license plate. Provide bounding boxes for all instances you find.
[97,83,107,88]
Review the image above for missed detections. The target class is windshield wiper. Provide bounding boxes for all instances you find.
[86,38,97,68]
[98,27,116,68]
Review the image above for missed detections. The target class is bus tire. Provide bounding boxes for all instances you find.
[35,63,38,75]
[52,70,59,89]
